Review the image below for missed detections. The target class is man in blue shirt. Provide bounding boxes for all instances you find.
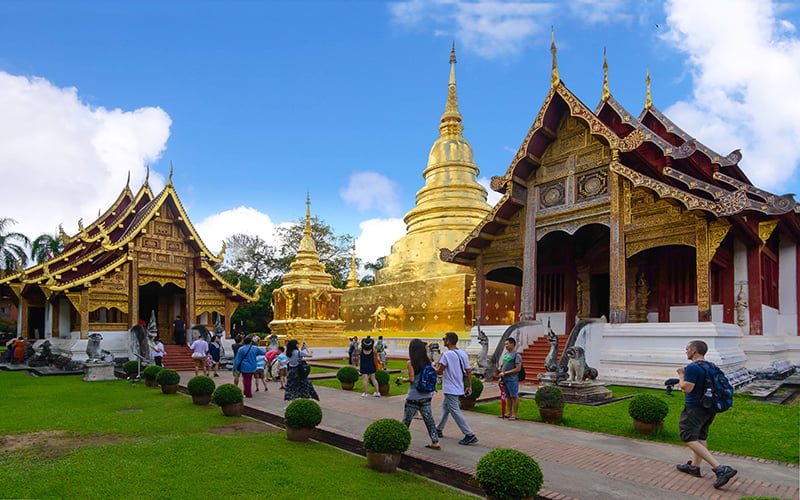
[676,340,737,489]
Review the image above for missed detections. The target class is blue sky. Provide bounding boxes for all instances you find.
[1,0,799,268]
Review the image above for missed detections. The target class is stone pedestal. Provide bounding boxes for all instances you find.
[557,380,613,404]
[83,362,117,382]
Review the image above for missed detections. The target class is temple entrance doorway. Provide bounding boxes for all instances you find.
[590,273,610,319]
[27,306,45,339]
[138,282,185,344]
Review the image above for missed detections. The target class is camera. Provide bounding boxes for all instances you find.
[395,377,403,386]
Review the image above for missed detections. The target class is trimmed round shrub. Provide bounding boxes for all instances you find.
[122,360,141,375]
[284,398,323,428]
[187,375,215,396]
[212,383,243,406]
[373,369,390,386]
[460,375,484,400]
[336,366,359,383]
[362,418,411,454]
[142,364,163,381]
[534,385,564,409]
[474,448,543,500]
[155,368,180,386]
[628,394,669,423]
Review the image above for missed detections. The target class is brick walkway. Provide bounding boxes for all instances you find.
[179,371,799,500]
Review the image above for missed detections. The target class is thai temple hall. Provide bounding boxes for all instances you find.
[437,39,799,385]
[0,170,259,361]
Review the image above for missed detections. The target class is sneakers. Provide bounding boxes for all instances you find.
[361,393,369,397]
[213,373,219,377]
[712,465,738,489]
[676,461,701,477]
[372,392,381,397]
[436,429,443,438]
[458,434,478,445]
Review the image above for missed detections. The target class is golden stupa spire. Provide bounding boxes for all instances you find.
[645,69,652,110]
[346,245,359,289]
[438,41,463,140]
[550,27,560,88]
[602,48,610,102]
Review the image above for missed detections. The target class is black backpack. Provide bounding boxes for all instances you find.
[518,364,526,382]
[695,360,733,413]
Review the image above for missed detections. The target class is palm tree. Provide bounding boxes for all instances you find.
[31,232,66,265]
[0,218,30,272]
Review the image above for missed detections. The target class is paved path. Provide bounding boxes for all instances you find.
[180,371,798,500]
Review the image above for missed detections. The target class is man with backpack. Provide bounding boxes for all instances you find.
[435,332,478,445]
[676,340,737,489]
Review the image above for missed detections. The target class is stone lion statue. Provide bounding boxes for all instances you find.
[564,346,597,382]
[86,333,114,363]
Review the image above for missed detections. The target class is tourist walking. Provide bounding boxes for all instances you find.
[151,336,165,367]
[189,335,209,376]
[675,340,737,489]
[254,342,268,392]
[435,332,478,445]
[399,339,440,450]
[498,337,522,420]
[377,335,387,369]
[172,315,186,345]
[284,339,318,401]
[276,346,288,389]
[208,335,221,377]
[359,336,380,397]
[232,336,266,398]
[348,336,359,366]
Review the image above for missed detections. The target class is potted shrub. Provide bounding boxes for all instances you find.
[155,368,180,394]
[122,360,141,377]
[362,418,411,473]
[628,394,669,434]
[459,375,484,410]
[372,369,391,396]
[187,375,216,405]
[284,398,323,442]
[142,365,163,387]
[534,385,564,423]
[336,366,359,391]
[474,448,543,500]
[212,383,244,417]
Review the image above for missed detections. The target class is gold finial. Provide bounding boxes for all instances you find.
[602,48,610,102]
[304,193,312,236]
[346,244,359,289]
[126,171,130,188]
[216,241,227,261]
[145,165,150,185]
[58,224,70,244]
[439,43,463,139]
[168,161,174,185]
[550,26,560,88]
[645,69,652,110]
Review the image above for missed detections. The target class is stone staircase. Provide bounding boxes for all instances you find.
[162,344,195,371]
[519,334,567,384]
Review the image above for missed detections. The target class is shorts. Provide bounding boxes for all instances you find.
[193,357,205,369]
[679,406,716,442]
[279,367,288,377]
[254,369,265,379]
[503,377,520,398]
[232,370,241,378]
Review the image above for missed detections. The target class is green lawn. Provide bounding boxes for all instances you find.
[0,371,470,500]
[471,385,799,464]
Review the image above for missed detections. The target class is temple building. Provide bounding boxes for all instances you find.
[341,46,517,333]
[0,170,259,359]
[269,197,346,346]
[441,38,799,382]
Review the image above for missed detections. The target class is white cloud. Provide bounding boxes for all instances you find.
[0,71,170,240]
[339,171,403,215]
[662,0,800,191]
[478,176,503,206]
[194,206,281,254]
[354,217,407,265]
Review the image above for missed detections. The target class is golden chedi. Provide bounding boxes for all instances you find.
[269,196,345,346]
[341,45,517,333]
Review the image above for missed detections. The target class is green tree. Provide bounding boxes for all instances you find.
[220,234,277,284]
[360,256,385,286]
[274,215,354,288]
[0,218,30,272]
[31,232,65,264]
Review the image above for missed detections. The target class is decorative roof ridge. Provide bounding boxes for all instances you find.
[45,253,128,291]
[200,260,260,301]
[638,105,743,169]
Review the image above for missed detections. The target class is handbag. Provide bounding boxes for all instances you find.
[296,359,311,379]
